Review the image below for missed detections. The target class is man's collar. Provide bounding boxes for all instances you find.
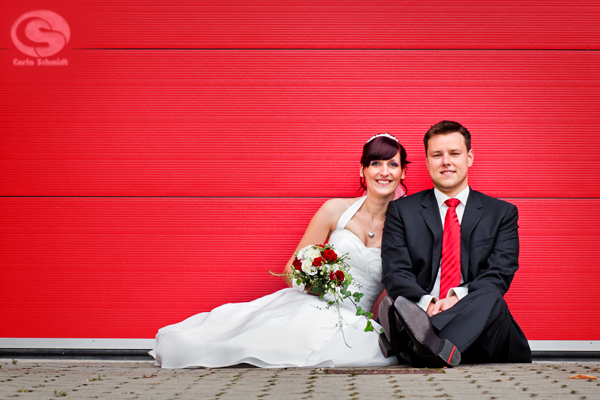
[433,186,470,208]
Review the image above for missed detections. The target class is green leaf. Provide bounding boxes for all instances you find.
[352,292,364,302]
[355,306,366,316]
[364,320,374,332]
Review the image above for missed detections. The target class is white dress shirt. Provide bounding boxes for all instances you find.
[416,186,470,311]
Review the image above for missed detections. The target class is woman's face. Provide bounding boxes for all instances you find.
[361,151,405,198]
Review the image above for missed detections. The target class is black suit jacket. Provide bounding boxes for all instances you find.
[381,188,520,302]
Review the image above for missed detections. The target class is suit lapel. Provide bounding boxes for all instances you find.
[461,189,484,279]
[420,190,443,281]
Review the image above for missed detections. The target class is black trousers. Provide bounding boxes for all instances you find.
[429,289,531,364]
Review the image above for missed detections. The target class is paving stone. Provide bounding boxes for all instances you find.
[1,359,599,399]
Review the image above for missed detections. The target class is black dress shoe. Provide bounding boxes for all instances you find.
[378,332,396,358]
[378,296,409,358]
[393,296,461,367]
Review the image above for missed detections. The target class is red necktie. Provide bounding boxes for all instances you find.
[440,198,461,299]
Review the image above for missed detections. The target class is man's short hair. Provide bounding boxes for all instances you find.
[424,120,471,153]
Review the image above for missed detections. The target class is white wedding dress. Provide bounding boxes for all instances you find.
[150,196,398,368]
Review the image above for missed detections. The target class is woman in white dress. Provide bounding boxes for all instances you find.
[150,133,410,368]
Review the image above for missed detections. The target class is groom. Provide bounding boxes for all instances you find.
[379,120,531,366]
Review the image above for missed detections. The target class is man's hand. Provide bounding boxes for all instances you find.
[427,295,459,317]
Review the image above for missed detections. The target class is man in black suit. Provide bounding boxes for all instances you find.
[379,120,531,366]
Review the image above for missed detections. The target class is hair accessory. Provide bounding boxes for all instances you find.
[366,132,400,145]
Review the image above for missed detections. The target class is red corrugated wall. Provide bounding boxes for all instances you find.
[1,1,599,342]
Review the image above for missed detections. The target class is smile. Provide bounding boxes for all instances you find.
[441,171,455,175]
[376,179,391,185]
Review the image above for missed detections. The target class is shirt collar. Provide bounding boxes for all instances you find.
[434,186,470,209]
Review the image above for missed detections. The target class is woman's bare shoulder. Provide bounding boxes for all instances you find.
[318,197,362,219]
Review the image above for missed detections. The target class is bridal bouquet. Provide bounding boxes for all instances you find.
[284,244,375,339]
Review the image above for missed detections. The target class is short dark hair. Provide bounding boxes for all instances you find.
[423,120,471,153]
[359,135,410,195]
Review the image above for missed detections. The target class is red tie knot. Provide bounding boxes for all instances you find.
[445,198,461,208]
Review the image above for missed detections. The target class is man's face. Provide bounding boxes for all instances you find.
[426,131,474,197]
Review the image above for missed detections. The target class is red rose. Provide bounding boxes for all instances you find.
[312,257,324,267]
[329,270,345,285]
[322,249,338,263]
[292,258,302,271]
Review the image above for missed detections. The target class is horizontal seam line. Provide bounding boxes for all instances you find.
[68,48,600,51]
[1,196,598,200]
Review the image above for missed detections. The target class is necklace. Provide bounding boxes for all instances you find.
[365,211,386,238]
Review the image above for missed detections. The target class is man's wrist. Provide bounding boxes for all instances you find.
[448,286,468,300]
[417,294,437,311]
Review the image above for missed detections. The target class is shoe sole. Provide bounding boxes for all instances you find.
[379,296,410,357]
[378,296,395,344]
[378,297,399,357]
[378,333,395,358]
[394,296,461,367]
[437,338,461,367]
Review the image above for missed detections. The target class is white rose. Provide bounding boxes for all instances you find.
[302,259,319,276]
[302,264,318,276]
[302,258,313,270]
[296,245,312,260]
[321,263,333,273]
[304,247,321,262]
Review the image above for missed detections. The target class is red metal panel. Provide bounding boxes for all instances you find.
[1,0,598,347]
[1,1,598,49]
[1,197,598,340]
[507,199,600,341]
[0,197,319,338]
[2,51,599,198]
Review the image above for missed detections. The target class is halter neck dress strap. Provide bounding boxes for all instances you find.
[336,196,366,230]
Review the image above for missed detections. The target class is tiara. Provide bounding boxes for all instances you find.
[366,132,400,145]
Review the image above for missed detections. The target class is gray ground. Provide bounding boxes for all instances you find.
[1,359,599,399]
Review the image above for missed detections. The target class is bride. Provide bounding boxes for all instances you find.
[150,133,409,368]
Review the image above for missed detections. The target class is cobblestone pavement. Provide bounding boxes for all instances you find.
[1,359,599,399]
